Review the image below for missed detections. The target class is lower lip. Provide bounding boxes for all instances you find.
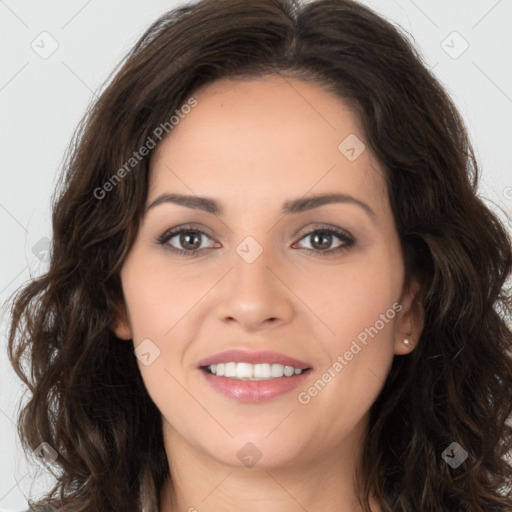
[200,368,312,403]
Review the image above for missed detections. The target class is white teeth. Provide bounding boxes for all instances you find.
[283,366,295,377]
[271,363,284,377]
[253,363,271,379]
[236,362,253,379]
[224,362,237,377]
[206,362,306,380]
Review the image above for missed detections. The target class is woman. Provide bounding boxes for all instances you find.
[7,0,512,510]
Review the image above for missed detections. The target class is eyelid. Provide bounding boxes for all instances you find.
[294,223,355,242]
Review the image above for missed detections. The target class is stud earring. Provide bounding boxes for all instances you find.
[403,338,410,346]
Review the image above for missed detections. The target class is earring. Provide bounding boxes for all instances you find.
[403,338,410,346]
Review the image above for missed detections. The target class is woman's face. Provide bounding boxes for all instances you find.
[114,75,422,472]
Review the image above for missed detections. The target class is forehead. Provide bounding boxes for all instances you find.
[149,75,387,214]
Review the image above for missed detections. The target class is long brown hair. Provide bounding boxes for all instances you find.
[7,0,512,510]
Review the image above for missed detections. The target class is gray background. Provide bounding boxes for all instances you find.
[1,1,511,510]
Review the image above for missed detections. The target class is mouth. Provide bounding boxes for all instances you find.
[197,349,314,402]
[201,362,313,380]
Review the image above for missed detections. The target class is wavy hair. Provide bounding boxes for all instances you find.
[7,0,512,510]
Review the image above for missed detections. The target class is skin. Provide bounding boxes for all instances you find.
[113,74,424,512]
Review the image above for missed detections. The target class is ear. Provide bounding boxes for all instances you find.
[111,301,133,340]
[394,279,424,355]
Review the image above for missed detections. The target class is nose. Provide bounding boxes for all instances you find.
[216,241,295,332]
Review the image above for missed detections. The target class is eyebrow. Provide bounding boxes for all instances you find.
[145,192,376,220]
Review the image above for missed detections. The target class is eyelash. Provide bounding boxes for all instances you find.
[156,224,355,257]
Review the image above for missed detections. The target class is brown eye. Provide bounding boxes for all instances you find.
[295,227,355,256]
[175,231,203,251]
[157,226,216,255]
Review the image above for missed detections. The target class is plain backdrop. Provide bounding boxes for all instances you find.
[1,1,511,510]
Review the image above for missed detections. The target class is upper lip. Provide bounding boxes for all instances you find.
[197,349,313,370]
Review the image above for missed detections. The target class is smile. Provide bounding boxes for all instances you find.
[204,362,307,380]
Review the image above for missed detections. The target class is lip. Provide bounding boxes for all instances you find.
[199,367,313,403]
[197,349,313,370]
[197,349,314,403]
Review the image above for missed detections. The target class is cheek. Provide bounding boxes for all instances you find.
[121,261,194,426]
[295,244,402,418]
[299,241,403,348]
[120,251,211,342]
[120,255,213,399]
[334,263,401,346]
